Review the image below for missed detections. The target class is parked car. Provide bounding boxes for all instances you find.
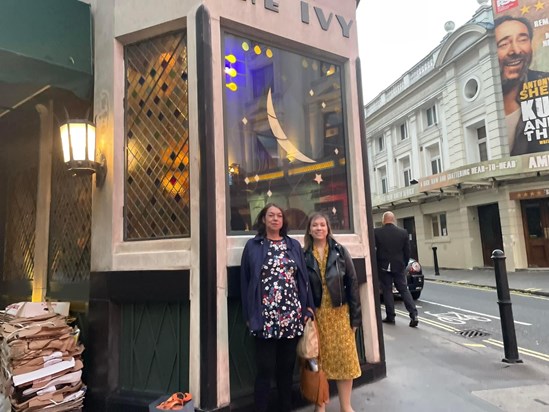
[401,258,424,300]
[380,258,425,300]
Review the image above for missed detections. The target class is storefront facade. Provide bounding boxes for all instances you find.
[1,0,384,410]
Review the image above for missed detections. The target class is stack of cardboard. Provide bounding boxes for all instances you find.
[0,304,86,411]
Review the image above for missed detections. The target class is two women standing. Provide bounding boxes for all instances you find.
[240,205,361,411]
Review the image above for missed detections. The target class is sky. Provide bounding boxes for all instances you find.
[356,0,486,103]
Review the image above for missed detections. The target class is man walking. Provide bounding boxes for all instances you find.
[374,211,418,327]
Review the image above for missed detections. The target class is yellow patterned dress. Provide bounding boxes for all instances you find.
[313,245,361,380]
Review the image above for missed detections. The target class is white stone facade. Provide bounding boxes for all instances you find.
[365,5,549,271]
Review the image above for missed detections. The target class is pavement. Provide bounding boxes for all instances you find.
[296,266,549,412]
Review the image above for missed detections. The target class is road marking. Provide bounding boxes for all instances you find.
[484,338,549,362]
[463,343,486,348]
[525,288,542,292]
[425,279,549,300]
[457,280,471,284]
[424,311,491,325]
[420,299,532,326]
[392,308,458,332]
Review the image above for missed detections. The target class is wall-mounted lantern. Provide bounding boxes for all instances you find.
[60,120,106,187]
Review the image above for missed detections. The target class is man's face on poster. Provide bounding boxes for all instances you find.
[496,20,532,84]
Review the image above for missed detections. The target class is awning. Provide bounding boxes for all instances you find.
[0,0,93,107]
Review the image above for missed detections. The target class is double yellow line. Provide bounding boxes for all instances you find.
[483,338,549,363]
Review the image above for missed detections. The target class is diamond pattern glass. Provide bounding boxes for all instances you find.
[2,168,37,281]
[47,134,91,283]
[125,31,190,240]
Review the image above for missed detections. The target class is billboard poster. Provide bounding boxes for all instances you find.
[492,0,549,156]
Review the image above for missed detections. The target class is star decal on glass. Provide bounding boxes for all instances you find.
[267,190,272,197]
[321,102,326,109]
[332,207,337,215]
[244,177,250,185]
[254,174,260,182]
[242,117,248,125]
[334,148,339,155]
[309,89,314,96]
[314,174,323,185]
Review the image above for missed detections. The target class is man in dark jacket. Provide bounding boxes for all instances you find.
[374,211,418,327]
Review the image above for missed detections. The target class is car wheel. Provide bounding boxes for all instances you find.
[411,291,421,300]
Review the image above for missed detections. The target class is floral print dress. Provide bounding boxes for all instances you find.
[314,244,361,380]
[254,239,304,339]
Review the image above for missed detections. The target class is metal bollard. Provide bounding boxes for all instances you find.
[432,246,440,276]
[491,249,522,363]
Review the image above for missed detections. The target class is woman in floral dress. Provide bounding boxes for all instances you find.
[304,212,362,412]
[240,203,314,412]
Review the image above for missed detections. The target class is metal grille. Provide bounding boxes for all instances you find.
[456,329,490,338]
[124,31,190,240]
[119,302,190,394]
[2,168,37,281]
[47,135,91,283]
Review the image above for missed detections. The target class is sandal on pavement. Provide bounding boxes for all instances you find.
[157,392,192,410]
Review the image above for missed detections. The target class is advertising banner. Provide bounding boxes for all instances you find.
[492,0,549,156]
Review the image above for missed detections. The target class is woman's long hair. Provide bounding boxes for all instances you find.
[304,212,333,251]
[254,203,288,237]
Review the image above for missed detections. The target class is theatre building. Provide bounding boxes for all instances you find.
[365,2,549,271]
[0,0,384,410]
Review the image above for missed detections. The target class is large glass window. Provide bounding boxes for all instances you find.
[224,33,351,232]
[124,32,190,240]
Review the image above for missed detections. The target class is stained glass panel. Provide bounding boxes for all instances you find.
[125,31,190,240]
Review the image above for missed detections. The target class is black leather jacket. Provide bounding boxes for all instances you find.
[304,238,362,328]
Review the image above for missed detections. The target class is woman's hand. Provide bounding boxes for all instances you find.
[304,307,315,322]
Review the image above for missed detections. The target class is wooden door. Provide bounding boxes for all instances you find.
[402,217,419,260]
[522,199,549,267]
[478,204,504,267]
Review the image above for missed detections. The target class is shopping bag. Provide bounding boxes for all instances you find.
[296,319,319,359]
[300,361,329,406]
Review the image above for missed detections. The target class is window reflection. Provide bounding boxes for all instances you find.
[224,33,351,233]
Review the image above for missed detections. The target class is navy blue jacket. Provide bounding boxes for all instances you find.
[240,235,314,333]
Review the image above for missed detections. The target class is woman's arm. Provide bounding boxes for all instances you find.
[343,246,362,328]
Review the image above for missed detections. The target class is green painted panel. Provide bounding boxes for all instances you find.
[119,302,190,396]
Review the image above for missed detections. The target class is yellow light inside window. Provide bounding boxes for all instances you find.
[225,54,236,64]
[225,67,237,77]
[326,65,336,76]
[242,42,250,51]
[254,45,262,55]
[266,49,273,58]
[226,82,238,92]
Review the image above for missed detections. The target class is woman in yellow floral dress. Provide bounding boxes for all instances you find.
[304,212,362,412]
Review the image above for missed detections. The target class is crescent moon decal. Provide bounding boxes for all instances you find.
[267,89,316,163]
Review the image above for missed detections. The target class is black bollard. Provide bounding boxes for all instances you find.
[491,249,522,363]
[432,246,440,276]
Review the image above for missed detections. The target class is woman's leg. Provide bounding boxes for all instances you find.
[336,379,354,412]
[254,338,277,412]
[275,337,298,412]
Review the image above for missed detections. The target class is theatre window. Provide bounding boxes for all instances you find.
[123,31,190,240]
[223,33,351,233]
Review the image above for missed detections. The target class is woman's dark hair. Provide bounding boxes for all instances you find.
[254,203,288,237]
[304,212,333,251]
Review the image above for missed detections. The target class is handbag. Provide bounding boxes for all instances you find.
[300,359,329,406]
[296,319,319,359]
[298,319,329,406]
